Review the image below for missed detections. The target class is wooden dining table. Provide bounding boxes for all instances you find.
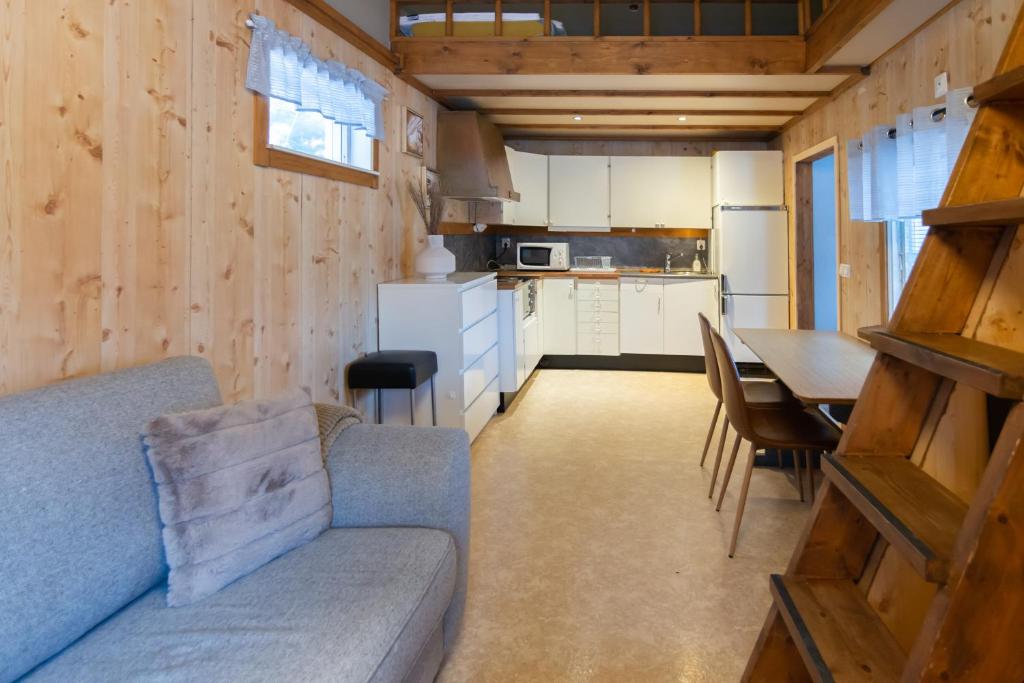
[733,329,877,405]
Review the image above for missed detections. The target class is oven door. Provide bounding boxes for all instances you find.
[518,245,555,270]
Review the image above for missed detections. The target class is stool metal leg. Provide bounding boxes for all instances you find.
[409,389,416,426]
[376,388,383,425]
[430,376,437,426]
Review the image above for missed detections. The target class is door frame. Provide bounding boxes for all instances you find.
[792,137,841,330]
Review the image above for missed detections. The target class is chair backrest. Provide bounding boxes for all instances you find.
[708,327,756,442]
[0,357,223,681]
[697,313,723,400]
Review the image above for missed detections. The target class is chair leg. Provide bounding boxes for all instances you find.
[728,442,759,558]
[699,401,723,468]
[376,388,383,425]
[716,434,744,512]
[430,376,438,427]
[805,451,815,503]
[409,389,416,426]
[794,449,804,502]
[707,416,730,499]
[776,450,783,469]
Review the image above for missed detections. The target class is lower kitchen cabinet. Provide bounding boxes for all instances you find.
[543,277,577,354]
[620,277,719,355]
[664,279,720,355]
[576,279,619,355]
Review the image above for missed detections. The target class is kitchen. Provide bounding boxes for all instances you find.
[377,113,790,442]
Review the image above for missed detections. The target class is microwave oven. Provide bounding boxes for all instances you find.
[516,242,570,271]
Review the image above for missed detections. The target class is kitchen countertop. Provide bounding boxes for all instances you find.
[497,269,718,281]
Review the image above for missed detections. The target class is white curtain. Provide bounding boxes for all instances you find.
[847,87,975,222]
[245,15,390,140]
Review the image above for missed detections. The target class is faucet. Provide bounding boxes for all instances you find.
[664,252,685,273]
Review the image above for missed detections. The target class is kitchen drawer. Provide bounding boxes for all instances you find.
[576,282,619,301]
[461,280,498,329]
[577,332,620,356]
[576,310,619,325]
[463,376,499,443]
[576,298,619,313]
[463,343,499,410]
[577,320,620,335]
[462,312,498,369]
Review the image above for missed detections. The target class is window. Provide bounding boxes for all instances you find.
[267,97,375,172]
[887,217,927,315]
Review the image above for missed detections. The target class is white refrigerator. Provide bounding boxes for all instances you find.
[713,153,791,363]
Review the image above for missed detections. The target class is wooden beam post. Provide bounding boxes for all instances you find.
[694,0,702,36]
[495,0,502,36]
[390,0,398,39]
[745,0,753,36]
[594,0,601,37]
[643,0,651,37]
[544,0,551,36]
[445,0,453,36]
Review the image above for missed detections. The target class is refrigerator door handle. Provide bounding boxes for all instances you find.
[721,293,729,316]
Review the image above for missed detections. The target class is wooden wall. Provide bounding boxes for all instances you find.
[774,0,1024,334]
[0,0,440,409]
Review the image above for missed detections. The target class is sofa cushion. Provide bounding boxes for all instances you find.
[0,357,222,683]
[23,528,457,683]
[143,389,330,606]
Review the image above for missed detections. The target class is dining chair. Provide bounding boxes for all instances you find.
[697,313,795,501]
[708,327,842,557]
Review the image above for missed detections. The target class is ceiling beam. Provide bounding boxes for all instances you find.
[434,89,831,99]
[502,133,777,143]
[394,37,806,75]
[478,108,803,116]
[498,124,782,131]
[805,0,896,72]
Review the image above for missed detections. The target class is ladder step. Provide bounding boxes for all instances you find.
[973,64,1024,104]
[922,197,1024,227]
[770,575,906,682]
[823,454,968,583]
[860,327,1024,399]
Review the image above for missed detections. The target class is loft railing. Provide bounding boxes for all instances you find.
[391,0,811,41]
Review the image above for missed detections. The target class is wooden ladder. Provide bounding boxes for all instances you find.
[742,9,1024,683]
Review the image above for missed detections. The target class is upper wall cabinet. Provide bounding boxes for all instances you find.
[712,151,784,207]
[610,156,711,229]
[549,155,611,229]
[503,148,550,227]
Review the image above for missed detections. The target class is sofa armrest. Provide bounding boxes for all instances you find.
[325,424,470,645]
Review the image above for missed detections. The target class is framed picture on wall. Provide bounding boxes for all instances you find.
[403,108,425,159]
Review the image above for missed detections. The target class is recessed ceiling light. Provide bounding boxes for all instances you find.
[678,116,688,122]
[573,115,584,121]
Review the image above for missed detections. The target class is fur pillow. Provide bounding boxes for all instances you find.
[143,388,330,606]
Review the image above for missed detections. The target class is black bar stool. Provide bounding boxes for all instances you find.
[348,351,438,426]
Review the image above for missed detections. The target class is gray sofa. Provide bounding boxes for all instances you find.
[0,357,470,683]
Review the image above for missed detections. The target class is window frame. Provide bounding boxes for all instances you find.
[253,94,381,189]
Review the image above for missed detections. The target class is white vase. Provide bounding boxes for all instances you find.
[415,234,456,281]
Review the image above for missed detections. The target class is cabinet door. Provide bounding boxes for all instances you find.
[542,278,577,355]
[610,157,711,229]
[548,156,610,228]
[508,148,549,226]
[664,279,719,356]
[619,278,664,354]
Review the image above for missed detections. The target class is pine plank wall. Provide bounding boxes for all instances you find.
[0,0,440,410]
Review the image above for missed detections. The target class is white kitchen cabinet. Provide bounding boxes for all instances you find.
[502,147,550,226]
[664,279,719,356]
[542,277,577,354]
[498,286,527,392]
[712,150,784,207]
[378,273,499,442]
[576,279,619,355]
[548,156,611,229]
[610,156,712,229]
[619,277,664,355]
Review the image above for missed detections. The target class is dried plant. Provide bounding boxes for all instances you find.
[408,179,446,236]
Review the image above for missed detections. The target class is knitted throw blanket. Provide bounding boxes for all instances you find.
[314,403,364,462]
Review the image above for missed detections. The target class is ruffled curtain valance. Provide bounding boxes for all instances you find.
[245,15,390,141]
[847,87,976,222]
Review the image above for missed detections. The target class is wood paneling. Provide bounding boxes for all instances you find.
[776,0,1024,336]
[0,0,442,408]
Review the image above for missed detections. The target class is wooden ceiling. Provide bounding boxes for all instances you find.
[388,0,949,141]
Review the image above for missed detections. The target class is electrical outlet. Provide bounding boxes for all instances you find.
[838,263,852,278]
[934,72,949,99]
[500,237,512,250]
[696,239,707,251]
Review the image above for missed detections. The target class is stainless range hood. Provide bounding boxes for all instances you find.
[437,111,520,203]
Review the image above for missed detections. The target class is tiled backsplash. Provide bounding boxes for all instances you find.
[442,233,711,273]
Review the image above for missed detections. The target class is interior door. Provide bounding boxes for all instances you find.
[619,278,664,354]
[549,156,610,229]
[722,294,790,363]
